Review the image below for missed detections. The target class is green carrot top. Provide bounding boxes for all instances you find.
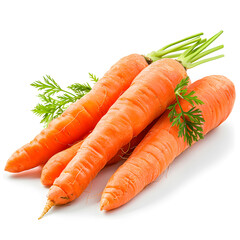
[148,30,224,69]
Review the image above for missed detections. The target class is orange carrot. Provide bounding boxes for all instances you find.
[100,75,235,211]
[41,121,155,186]
[6,33,205,173]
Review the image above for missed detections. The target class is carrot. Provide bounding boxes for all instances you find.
[41,121,155,186]
[6,33,203,173]
[38,31,224,218]
[100,75,235,211]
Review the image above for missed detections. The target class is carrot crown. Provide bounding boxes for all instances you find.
[146,33,204,63]
[178,30,224,69]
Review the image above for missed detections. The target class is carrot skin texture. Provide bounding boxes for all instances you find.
[47,58,187,205]
[41,121,155,186]
[108,120,156,165]
[41,140,84,186]
[100,75,236,211]
[5,54,148,173]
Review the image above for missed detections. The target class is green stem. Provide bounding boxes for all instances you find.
[160,45,201,59]
[161,53,182,58]
[190,45,224,62]
[160,32,203,50]
[189,54,224,68]
[156,37,202,57]
[146,33,203,62]
[185,31,223,62]
[178,30,224,69]
[180,39,204,58]
[176,95,187,126]
[176,46,191,51]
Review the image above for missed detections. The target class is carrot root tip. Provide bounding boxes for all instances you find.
[100,198,109,211]
[38,200,54,220]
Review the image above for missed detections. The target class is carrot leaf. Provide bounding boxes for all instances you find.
[167,77,205,146]
[31,74,98,127]
[88,73,99,83]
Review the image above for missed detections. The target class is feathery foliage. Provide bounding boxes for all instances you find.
[31,74,98,127]
[168,77,205,146]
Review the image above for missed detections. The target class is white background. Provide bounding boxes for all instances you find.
[0,0,239,239]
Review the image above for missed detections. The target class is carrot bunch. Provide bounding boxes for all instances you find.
[4,31,235,219]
